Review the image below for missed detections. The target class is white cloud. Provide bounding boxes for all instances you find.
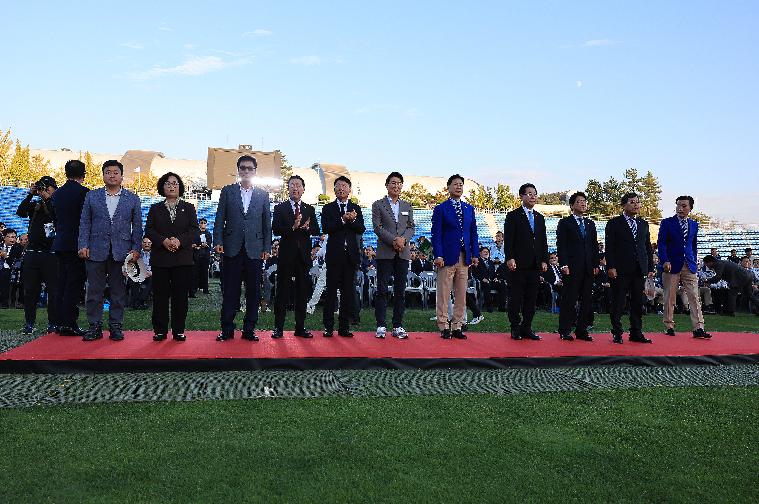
[576,80,583,88]
[128,55,248,80]
[290,55,322,66]
[243,29,272,37]
[158,23,173,32]
[120,42,144,50]
[582,39,617,47]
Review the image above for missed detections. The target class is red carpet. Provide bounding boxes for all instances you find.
[1,331,758,372]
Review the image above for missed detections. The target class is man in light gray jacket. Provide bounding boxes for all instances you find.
[78,160,143,341]
[371,171,415,339]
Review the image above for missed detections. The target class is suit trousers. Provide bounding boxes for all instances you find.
[375,257,409,328]
[0,268,10,307]
[663,269,704,330]
[221,253,262,332]
[436,252,468,331]
[151,265,192,334]
[558,271,594,336]
[323,249,357,332]
[275,258,309,331]
[609,271,645,336]
[56,251,86,328]
[194,256,210,293]
[507,269,540,332]
[22,251,59,326]
[85,256,126,328]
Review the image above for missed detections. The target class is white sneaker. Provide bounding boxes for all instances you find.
[375,326,386,339]
[392,327,408,339]
[470,315,485,325]
[429,315,437,321]
[306,304,315,314]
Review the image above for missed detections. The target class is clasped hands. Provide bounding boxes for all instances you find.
[392,236,406,252]
[163,237,181,253]
[341,209,358,223]
[506,259,547,272]
[292,213,311,231]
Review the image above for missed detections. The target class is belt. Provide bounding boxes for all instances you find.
[26,249,52,254]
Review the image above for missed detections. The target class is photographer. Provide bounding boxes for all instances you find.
[16,176,59,334]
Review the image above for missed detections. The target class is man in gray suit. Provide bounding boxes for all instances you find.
[78,160,143,341]
[371,171,416,339]
[213,155,272,341]
[703,255,759,316]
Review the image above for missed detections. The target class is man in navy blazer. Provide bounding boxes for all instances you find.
[51,160,89,336]
[658,196,710,338]
[213,155,272,341]
[78,160,143,341]
[431,174,479,339]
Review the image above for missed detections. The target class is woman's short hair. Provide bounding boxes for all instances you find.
[157,172,185,197]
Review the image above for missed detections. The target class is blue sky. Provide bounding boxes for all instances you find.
[2,1,757,222]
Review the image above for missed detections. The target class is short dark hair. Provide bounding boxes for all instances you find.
[64,160,86,179]
[519,183,537,196]
[385,172,404,185]
[102,160,124,175]
[199,218,207,224]
[676,195,695,209]
[2,228,17,238]
[621,192,639,205]
[446,174,464,186]
[569,191,587,206]
[334,175,352,187]
[703,255,716,264]
[156,172,185,197]
[746,248,753,253]
[288,175,305,188]
[237,155,257,169]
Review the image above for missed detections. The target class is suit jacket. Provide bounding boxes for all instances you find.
[51,180,89,253]
[213,183,271,260]
[371,197,415,260]
[144,200,199,268]
[193,229,213,260]
[431,199,479,266]
[472,259,495,282]
[604,214,653,276]
[657,216,698,274]
[503,206,549,271]
[78,187,143,262]
[556,214,599,275]
[708,259,753,288]
[272,200,320,268]
[321,200,365,267]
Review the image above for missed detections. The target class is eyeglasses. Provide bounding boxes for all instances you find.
[387,181,403,186]
[164,181,179,187]
[238,166,256,172]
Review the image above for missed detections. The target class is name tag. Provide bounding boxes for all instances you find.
[401,211,409,216]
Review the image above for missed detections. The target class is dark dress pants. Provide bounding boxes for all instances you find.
[152,265,193,334]
[375,257,408,328]
[0,268,10,307]
[56,251,85,328]
[559,270,594,335]
[609,267,645,336]
[324,249,356,332]
[22,251,58,326]
[85,256,127,329]
[195,256,210,293]
[507,269,539,332]
[274,258,309,331]
[220,253,262,332]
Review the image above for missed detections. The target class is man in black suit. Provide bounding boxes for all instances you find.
[702,255,759,315]
[51,160,90,336]
[605,192,655,344]
[556,191,599,341]
[191,218,213,296]
[271,175,320,338]
[503,183,548,340]
[321,176,366,337]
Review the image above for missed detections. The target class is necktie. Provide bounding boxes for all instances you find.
[629,217,638,239]
[577,217,586,238]
[527,210,535,233]
[680,218,688,241]
[453,200,465,247]
[294,202,300,219]
[339,202,346,216]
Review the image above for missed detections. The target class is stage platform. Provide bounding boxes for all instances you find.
[1,330,758,373]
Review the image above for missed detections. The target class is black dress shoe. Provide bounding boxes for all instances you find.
[575,333,593,342]
[522,330,541,341]
[511,330,522,340]
[629,334,652,343]
[153,333,167,341]
[295,330,313,338]
[559,333,574,341]
[451,329,467,339]
[216,330,234,341]
[323,330,334,337]
[172,333,186,341]
[612,334,624,344]
[241,329,259,341]
[58,326,85,337]
[693,328,712,339]
[441,329,452,339]
[337,330,353,338]
[665,328,676,336]
[109,328,124,341]
[271,328,284,339]
[82,326,103,341]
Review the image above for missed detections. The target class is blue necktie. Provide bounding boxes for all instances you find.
[453,200,464,247]
[527,210,535,233]
[628,217,637,239]
[680,218,688,241]
[577,217,586,238]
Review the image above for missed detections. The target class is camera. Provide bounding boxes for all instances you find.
[34,181,47,192]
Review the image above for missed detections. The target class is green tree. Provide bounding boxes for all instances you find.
[278,153,293,200]
[690,211,711,227]
[537,191,568,205]
[465,185,494,210]
[0,127,13,180]
[493,183,519,211]
[585,176,623,218]
[431,186,450,206]
[9,140,31,185]
[622,167,642,195]
[638,170,662,221]
[401,183,433,208]
[81,152,104,189]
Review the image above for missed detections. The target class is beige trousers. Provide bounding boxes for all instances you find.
[436,253,469,331]
[663,269,704,330]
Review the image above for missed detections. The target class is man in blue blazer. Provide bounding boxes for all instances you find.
[78,160,143,341]
[657,196,710,338]
[51,160,89,336]
[213,155,272,341]
[431,174,479,339]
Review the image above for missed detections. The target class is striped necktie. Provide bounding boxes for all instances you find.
[452,200,465,247]
[680,218,688,241]
[628,216,637,239]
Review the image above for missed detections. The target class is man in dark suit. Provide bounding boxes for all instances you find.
[51,160,90,336]
[191,218,213,296]
[703,255,759,315]
[605,192,655,344]
[213,155,272,341]
[321,176,366,337]
[271,175,320,338]
[556,191,599,341]
[0,228,21,308]
[503,183,548,340]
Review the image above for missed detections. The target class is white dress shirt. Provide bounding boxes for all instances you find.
[386,196,400,222]
[239,184,253,213]
[105,188,122,220]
